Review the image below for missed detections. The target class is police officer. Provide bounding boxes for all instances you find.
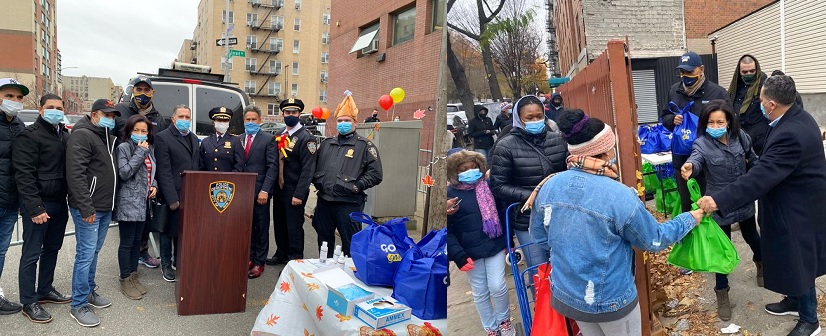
[200,106,237,172]
[266,98,318,265]
[312,91,383,259]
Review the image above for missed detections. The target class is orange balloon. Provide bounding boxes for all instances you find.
[321,107,331,119]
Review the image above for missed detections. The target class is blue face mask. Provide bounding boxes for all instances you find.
[134,94,152,106]
[244,122,260,135]
[43,109,64,125]
[131,134,148,143]
[760,103,772,120]
[524,120,546,135]
[175,119,191,133]
[458,168,483,184]
[337,122,353,135]
[706,126,727,139]
[681,75,699,88]
[97,116,115,129]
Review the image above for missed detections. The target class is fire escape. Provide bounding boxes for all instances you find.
[546,0,560,77]
[248,0,284,101]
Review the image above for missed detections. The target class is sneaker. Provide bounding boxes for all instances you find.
[765,296,799,316]
[0,295,22,315]
[70,306,100,327]
[21,302,52,323]
[162,265,176,282]
[485,328,497,336]
[679,268,693,275]
[788,320,821,336]
[87,289,111,309]
[131,272,147,295]
[498,318,516,336]
[120,276,142,300]
[138,256,160,268]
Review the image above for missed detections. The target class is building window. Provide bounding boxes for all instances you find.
[271,16,284,29]
[323,13,331,25]
[245,57,257,72]
[393,6,416,45]
[350,22,379,54]
[269,60,279,74]
[295,0,301,10]
[292,61,299,75]
[432,0,445,32]
[268,82,281,96]
[319,90,327,102]
[269,37,281,52]
[291,83,298,97]
[244,81,256,94]
[267,103,279,116]
[320,70,328,82]
[322,32,330,45]
[246,35,258,49]
[321,52,329,64]
[294,18,301,31]
[246,13,259,26]
[222,10,234,24]
[221,56,234,70]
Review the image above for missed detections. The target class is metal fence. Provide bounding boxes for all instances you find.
[10,216,120,247]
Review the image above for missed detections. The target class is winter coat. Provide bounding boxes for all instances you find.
[115,100,169,140]
[154,124,200,237]
[114,141,156,222]
[12,117,69,216]
[489,125,568,232]
[546,93,563,121]
[66,116,118,218]
[493,113,510,133]
[312,133,383,204]
[467,106,495,150]
[712,104,826,296]
[686,130,758,225]
[730,54,770,155]
[446,184,507,269]
[0,115,25,209]
[660,79,729,133]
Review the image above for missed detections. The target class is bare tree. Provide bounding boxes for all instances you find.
[446,0,478,117]
[486,2,545,98]
[447,0,506,102]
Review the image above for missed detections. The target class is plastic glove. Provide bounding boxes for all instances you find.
[460,258,475,271]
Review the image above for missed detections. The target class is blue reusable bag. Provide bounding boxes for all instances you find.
[391,228,448,320]
[638,125,660,154]
[670,101,698,155]
[655,124,673,153]
[349,213,413,287]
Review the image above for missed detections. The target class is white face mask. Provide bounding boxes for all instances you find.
[214,122,229,134]
[0,100,23,117]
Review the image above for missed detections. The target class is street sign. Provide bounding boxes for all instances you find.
[227,24,234,33]
[216,37,238,47]
[227,49,246,59]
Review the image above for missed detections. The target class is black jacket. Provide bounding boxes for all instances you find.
[154,124,201,205]
[364,116,380,123]
[275,127,318,201]
[467,106,495,150]
[493,113,510,133]
[13,117,69,216]
[489,127,568,231]
[200,133,238,172]
[66,116,118,217]
[447,185,508,269]
[0,114,25,209]
[313,133,383,204]
[660,79,729,133]
[234,131,278,194]
[115,100,169,140]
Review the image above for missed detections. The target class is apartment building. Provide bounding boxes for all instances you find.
[64,75,121,111]
[0,0,61,107]
[179,0,331,121]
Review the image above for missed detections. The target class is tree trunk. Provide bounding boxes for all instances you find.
[426,26,451,232]
[480,38,503,102]
[447,35,476,119]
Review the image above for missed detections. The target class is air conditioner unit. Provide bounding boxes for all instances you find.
[320,77,327,83]
[362,40,379,54]
[295,4,300,9]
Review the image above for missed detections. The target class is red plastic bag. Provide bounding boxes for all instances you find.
[531,263,580,336]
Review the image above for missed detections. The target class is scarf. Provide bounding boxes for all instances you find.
[728,67,761,115]
[453,179,502,239]
[683,73,706,97]
[521,155,619,213]
[138,104,154,116]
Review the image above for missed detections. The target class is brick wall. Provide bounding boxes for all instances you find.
[329,0,441,150]
[553,0,585,77]
[685,0,774,38]
[581,0,685,60]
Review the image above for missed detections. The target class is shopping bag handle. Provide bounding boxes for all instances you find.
[349,212,377,226]
[686,178,702,209]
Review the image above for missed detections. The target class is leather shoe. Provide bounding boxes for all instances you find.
[37,289,70,304]
[248,261,254,271]
[265,256,289,266]
[248,265,265,279]
[22,302,52,323]
[0,296,22,315]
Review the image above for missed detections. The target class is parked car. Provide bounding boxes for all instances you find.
[18,110,40,126]
[446,104,467,128]
[261,122,286,133]
[64,114,85,132]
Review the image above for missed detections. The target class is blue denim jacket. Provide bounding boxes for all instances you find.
[530,169,695,318]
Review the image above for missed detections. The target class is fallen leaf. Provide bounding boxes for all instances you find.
[266,314,280,326]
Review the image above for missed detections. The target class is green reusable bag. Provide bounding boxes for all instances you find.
[642,163,660,192]
[657,178,680,216]
[667,178,740,274]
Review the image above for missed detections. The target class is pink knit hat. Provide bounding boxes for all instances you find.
[567,124,616,157]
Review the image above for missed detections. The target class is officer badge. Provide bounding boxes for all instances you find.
[345,149,355,158]
[368,147,379,160]
[224,141,232,149]
[209,181,235,213]
[307,141,317,154]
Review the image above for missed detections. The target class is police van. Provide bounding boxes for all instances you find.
[122,62,250,139]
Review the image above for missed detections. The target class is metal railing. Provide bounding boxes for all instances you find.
[9,215,120,247]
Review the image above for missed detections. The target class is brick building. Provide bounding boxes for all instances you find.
[64,75,121,111]
[0,0,62,108]
[685,0,774,53]
[329,0,445,149]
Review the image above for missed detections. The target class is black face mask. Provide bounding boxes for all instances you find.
[284,115,300,127]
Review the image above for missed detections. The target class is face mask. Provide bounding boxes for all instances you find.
[457,168,483,184]
[175,119,191,133]
[552,100,562,106]
[244,122,260,135]
[131,134,148,143]
[97,116,115,129]
[43,109,64,125]
[681,75,699,88]
[214,122,229,134]
[742,74,756,84]
[284,115,300,127]
[0,100,23,116]
[524,120,546,134]
[337,122,353,134]
[761,103,772,120]
[479,111,487,116]
[134,94,152,106]
[706,126,727,139]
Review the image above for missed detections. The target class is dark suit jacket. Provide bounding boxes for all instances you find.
[154,124,201,205]
[234,131,278,194]
[200,133,237,172]
[712,104,826,296]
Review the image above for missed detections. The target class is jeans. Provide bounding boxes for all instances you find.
[467,250,510,331]
[0,207,19,285]
[787,287,819,323]
[515,229,549,297]
[69,208,112,309]
[576,303,641,336]
[474,148,489,159]
[118,220,145,279]
[18,201,69,305]
[715,216,762,290]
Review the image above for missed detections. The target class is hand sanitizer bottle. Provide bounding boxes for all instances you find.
[319,241,328,263]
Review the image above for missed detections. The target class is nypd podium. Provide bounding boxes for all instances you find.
[176,171,257,315]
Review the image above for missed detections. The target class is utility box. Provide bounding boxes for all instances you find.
[355,121,422,220]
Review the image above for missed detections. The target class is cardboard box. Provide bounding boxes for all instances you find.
[326,283,374,316]
[354,296,412,329]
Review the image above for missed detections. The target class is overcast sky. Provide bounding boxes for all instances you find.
[450,0,549,54]
[57,0,199,87]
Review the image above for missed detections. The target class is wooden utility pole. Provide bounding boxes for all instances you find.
[425,23,451,232]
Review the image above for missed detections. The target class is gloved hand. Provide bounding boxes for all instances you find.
[460,258,474,272]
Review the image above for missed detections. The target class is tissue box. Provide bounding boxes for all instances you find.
[310,259,341,274]
[354,296,412,329]
[327,283,374,316]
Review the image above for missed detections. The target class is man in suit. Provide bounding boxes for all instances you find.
[233,105,278,279]
[265,99,317,265]
[698,75,826,336]
[154,105,200,282]
[200,106,237,172]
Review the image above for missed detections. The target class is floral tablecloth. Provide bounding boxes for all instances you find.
[251,259,447,336]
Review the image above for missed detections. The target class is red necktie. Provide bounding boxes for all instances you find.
[245,135,253,158]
